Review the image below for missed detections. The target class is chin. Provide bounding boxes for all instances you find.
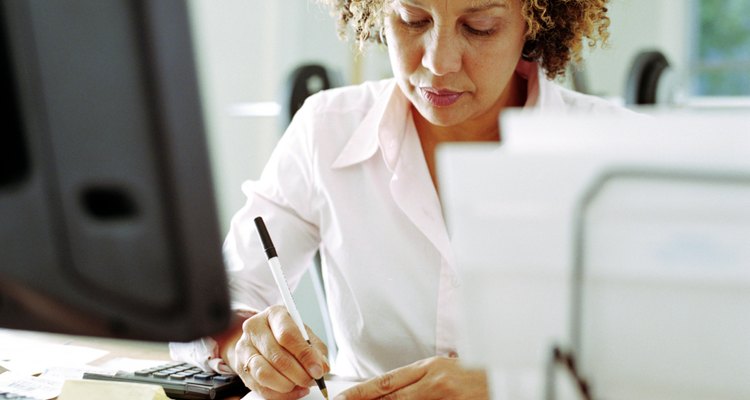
[417,106,467,127]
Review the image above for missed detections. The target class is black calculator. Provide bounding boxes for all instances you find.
[82,361,250,399]
[0,392,42,400]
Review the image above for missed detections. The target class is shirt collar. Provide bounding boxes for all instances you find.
[332,61,556,169]
[331,80,409,169]
[516,59,566,109]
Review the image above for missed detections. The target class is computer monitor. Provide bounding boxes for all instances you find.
[438,110,750,399]
[0,0,232,342]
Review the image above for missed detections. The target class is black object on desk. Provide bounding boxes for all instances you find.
[83,362,249,400]
[0,393,42,400]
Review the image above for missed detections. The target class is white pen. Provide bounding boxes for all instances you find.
[254,216,328,400]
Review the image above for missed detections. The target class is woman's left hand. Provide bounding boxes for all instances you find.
[335,356,488,399]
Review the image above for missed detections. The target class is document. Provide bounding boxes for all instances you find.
[0,371,62,400]
[242,378,360,400]
[0,329,108,375]
[58,379,170,400]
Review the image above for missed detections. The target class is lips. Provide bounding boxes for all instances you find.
[420,87,464,107]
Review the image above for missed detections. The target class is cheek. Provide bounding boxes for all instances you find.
[384,23,423,74]
[388,38,422,78]
[467,47,519,85]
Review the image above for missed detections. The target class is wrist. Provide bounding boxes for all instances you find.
[214,310,255,371]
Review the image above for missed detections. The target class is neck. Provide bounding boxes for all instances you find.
[415,71,527,191]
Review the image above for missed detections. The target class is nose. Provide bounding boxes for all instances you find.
[421,28,462,76]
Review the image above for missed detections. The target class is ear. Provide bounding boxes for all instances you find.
[521,40,539,61]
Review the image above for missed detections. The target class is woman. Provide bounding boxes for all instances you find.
[172,0,617,398]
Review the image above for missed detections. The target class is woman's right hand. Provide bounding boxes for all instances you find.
[232,304,330,399]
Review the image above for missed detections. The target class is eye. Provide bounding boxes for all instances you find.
[462,16,500,37]
[395,7,431,30]
[463,24,496,36]
[399,16,431,30]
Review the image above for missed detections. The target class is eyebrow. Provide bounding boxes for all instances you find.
[397,0,509,14]
[463,1,509,13]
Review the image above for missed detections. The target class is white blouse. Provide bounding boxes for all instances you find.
[170,61,625,378]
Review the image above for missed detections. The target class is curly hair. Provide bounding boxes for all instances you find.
[317,0,609,79]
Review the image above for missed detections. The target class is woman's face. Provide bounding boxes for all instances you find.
[384,0,527,131]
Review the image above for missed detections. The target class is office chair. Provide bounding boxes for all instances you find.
[281,63,337,123]
[281,63,339,363]
[624,50,672,105]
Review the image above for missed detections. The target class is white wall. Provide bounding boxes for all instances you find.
[581,0,691,99]
[188,0,390,234]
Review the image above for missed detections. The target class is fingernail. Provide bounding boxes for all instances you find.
[310,365,323,379]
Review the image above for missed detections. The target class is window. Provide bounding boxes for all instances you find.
[691,0,750,96]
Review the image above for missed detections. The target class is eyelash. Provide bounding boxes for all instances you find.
[464,24,495,36]
[399,18,495,37]
[399,18,430,30]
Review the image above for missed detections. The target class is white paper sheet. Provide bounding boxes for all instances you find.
[0,371,62,400]
[242,378,359,400]
[0,330,108,375]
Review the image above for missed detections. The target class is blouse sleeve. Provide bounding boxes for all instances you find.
[170,97,323,372]
[224,96,322,310]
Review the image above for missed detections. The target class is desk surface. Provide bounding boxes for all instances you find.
[0,329,181,398]
[0,328,170,366]
[1,330,355,399]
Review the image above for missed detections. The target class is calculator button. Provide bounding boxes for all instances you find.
[213,375,231,382]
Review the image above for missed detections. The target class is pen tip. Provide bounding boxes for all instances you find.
[321,388,329,399]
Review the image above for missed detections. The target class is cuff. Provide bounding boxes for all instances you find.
[169,337,235,375]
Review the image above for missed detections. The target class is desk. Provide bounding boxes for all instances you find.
[1,329,171,365]
[1,330,357,399]
[0,329,245,400]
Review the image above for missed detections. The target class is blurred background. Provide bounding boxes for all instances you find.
[184,0,750,339]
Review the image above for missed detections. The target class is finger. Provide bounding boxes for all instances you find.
[268,306,328,379]
[233,337,260,387]
[377,380,428,400]
[236,350,304,399]
[252,341,314,389]
[246,351,305,393]
[337,362,427,400]
[249,310,315,388]
[235,318,306,391]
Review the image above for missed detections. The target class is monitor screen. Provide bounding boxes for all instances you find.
[0,0,232,342]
